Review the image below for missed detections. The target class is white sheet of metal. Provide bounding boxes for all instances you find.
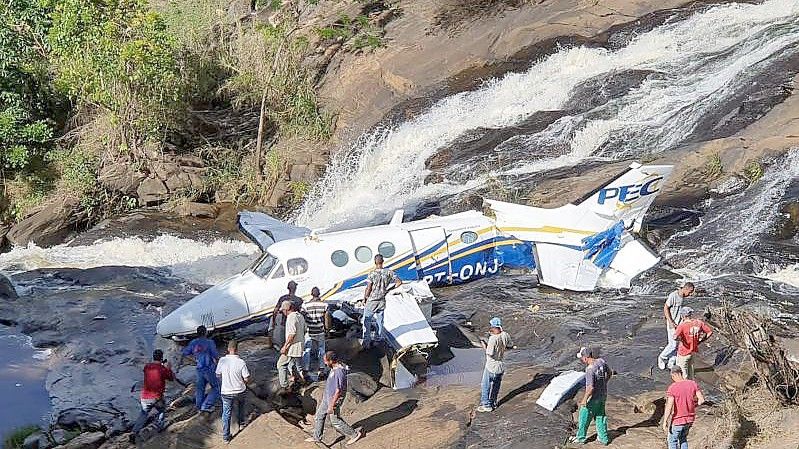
[536,370,585,411]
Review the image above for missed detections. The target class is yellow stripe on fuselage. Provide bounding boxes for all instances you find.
[498,225,594,236]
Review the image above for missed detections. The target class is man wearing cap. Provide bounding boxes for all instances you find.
[277,300,306,389]
[662,364,705,449]
[573,347,612,445]
[658,283,695,370]
[362,254,401,348]
[271,281,302,348]
[477,317,514,412]
[673,307,712,380]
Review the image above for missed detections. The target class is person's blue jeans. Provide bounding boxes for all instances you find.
[221,392,246,441]
[132,398,166,434]
[667,423,692,449]
[480,369,503,408]
[303,335,326,373]
[362,308,384,347]
[195,368,220,411]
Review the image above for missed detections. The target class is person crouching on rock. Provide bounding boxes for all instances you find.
[673,307,712,380]
[278,300,306,390]
[178,325,220,413]
[302,351,363,445]
[662,364,705,449]
[130,349,175,442]
[572,346,612,445]
[216,339,251,443]
[477,317,514,413]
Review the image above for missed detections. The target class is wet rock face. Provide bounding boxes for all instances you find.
[6,197,83,247]
[0,266,197,431]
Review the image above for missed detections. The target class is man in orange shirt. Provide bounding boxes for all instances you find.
[673,308,712,380]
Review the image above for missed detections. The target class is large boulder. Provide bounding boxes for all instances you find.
[97,162,146,195]
[7,197,81,247]
[55,431,105,449]
[136,178,169,206]
[0,272,18,299]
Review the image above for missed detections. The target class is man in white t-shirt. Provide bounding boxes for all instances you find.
[216,340,250,443]
[658,282,695,370]
[477,317,514,412]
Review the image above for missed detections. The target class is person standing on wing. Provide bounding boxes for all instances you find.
[178,325,220,413]
[662,364,705,449]
[572,346,612,445]
[361,254,401,348]
[477,317,514,412]
[216,339,250,443]
[658,282,695,370]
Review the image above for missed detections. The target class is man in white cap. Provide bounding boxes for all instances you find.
[477,317,514,412]
[573,346,612,445]
[271,281,302,348]
[673,307,712,380]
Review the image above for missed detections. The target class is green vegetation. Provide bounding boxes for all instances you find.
[704,153,723,180]
[317,13,386,52]
[743,160,764,183]
[3,425,40,449]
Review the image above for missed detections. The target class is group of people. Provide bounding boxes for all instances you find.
[132,252,711,449]
[130,254,399,444]
[477,282,713,449]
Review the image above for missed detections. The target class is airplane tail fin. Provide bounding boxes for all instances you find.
[572,163,673,232]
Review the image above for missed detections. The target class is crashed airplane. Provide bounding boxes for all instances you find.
[157,162,672,338]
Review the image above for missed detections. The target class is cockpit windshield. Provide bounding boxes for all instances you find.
[252,254,279,278]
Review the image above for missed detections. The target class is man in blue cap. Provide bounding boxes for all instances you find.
[477,317,514,412]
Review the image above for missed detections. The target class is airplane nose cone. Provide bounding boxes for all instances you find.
[156,307,195,338]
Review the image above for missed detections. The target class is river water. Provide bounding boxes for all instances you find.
[0,0,798,440]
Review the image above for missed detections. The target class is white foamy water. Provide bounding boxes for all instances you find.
[763,264,799,289]
[296,0,799,228]
[0,235,259,285]
[663,148,799,276]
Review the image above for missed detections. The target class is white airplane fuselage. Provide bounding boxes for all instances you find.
[156,163,673,337]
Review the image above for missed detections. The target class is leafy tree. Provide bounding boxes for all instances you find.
[48,0,184,139]
[0,0,56,171]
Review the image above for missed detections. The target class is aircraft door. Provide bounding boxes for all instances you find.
[409,227,451,285]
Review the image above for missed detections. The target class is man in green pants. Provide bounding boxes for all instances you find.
[572,346,612,445]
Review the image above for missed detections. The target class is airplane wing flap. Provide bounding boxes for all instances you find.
[237,211,310,251]
[534,243,601,291]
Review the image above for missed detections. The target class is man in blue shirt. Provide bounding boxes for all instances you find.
[302,351,363,444]
[178,325,220,412]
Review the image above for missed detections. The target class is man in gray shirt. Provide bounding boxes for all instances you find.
[658,282,695,370]
[302,351,363,444]
[477,317,514,412]
[361,254,401,348]
[572,346,612,445]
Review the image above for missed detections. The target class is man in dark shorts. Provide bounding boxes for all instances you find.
[362,254,401,348]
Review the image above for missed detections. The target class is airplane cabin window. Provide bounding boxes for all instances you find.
[331,250,349,267]
[287,258,308,276]
[253,254,278,278]
[461,231,479,244]
[355,246,373,263]
[378,242,396,258]
[271,265,285,279]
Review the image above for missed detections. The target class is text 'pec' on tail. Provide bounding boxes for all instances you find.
[573,162,673,232]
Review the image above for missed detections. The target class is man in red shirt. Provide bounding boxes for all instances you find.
[662,365,705,449]
[673,307,712,380]
[131,349,175,441]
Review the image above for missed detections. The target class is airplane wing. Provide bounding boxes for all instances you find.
[237,211,310,252]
